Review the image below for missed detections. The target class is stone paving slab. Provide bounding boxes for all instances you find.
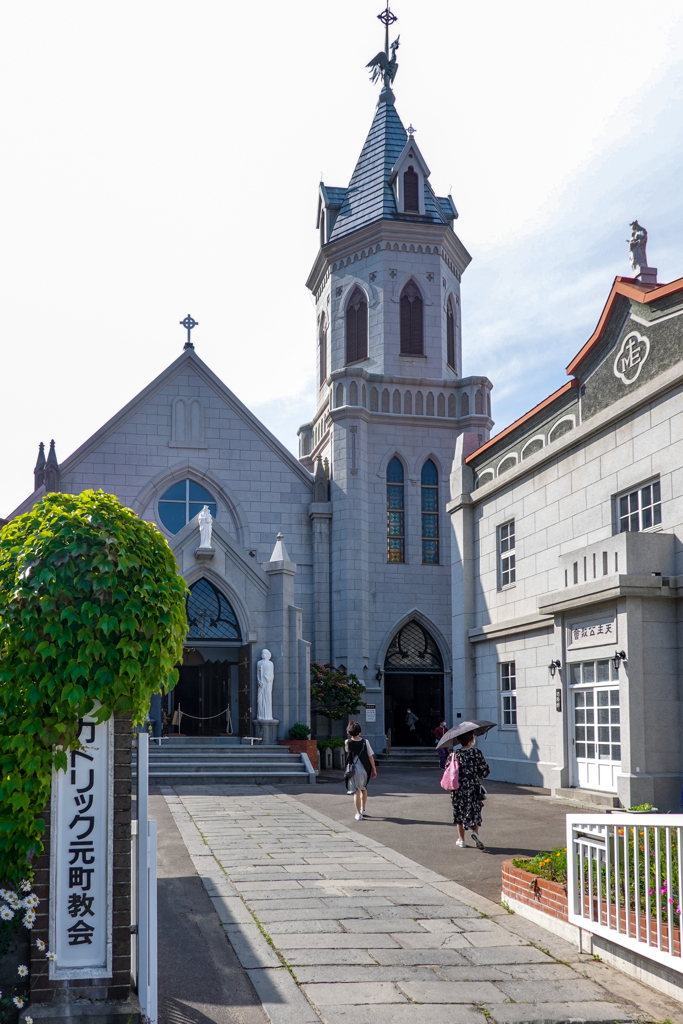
[164,787,683,1024]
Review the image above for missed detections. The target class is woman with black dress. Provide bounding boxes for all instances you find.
[449,731,490,849]
[345,721,377,820]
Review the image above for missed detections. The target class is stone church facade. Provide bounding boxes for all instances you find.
[8,78,492,751]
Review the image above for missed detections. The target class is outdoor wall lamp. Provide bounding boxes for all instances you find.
[375,667,383,684]
[613,650,627,671]
[549,659,561,677]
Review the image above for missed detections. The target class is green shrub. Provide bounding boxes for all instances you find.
[288,723,311,740]
[316,737,346,751]
[0,490,187,885]
[311,662,365,720]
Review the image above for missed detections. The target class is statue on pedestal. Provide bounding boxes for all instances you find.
[257,649,275,721]
[198,504,213,549]
[628,221,649,276]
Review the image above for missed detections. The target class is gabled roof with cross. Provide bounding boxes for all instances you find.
[322,94,455,244]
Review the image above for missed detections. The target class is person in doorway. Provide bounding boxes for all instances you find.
[406,707,420,745]
[450,731,490,849]
[345,721,377,820]
[434,720,449,769]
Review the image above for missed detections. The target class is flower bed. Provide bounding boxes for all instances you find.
[502,859,569,923]
[278,739,318,764]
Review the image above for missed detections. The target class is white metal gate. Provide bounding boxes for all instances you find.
[131,733,158,1023]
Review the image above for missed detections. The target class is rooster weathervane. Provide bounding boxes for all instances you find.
[366,2,400,87]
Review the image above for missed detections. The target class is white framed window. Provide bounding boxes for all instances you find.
[500,662,517,727]
[617,480,661,533]
[499,521,516,587]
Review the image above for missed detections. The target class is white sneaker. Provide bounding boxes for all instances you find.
[355,813,362,820]
[455,839,466,848]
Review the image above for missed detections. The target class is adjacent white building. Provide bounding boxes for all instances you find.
[449,271,683,811]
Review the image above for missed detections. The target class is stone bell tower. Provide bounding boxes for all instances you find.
[298,11,493,746]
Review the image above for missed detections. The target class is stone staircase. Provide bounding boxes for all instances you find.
[375,745,441,768]
[132,736,316,786]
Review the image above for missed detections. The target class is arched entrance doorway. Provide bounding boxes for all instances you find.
[383,621,444,746]
[169,579,251,737]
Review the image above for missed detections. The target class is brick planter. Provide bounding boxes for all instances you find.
[279,739,317,764]
[502,859,568,923]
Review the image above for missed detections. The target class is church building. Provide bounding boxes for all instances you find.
[7,38,492,752]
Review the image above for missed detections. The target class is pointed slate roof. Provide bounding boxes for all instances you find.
[327,94,449,243]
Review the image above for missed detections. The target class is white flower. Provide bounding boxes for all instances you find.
[46,951,57,961]
[23,910,36,929]
[26,1017,33,1024]
[20,880,32,892]
[22,894,39,909]
[35,938,46,951]
[0,906,14,920]
[13,997,25,1008]
[17,965,28,977]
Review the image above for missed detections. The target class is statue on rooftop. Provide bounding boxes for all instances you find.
[628,221,649,276]
[197,504,213,549]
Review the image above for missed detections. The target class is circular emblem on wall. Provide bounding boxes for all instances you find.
[613,330,650,385]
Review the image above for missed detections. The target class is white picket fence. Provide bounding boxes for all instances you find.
[131,733,158,1023]
[566,813,683,973]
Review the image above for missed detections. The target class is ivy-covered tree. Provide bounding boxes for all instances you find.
[310,662,366,721]
[0,490,187,885]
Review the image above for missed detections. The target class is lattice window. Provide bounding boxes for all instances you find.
[501,662,517,726]
[385,621,442,671]
[499,521,516,587]
[159,479,217,535]
[186,579,241,641]
[386,457,404,563]
[618,480,661,533]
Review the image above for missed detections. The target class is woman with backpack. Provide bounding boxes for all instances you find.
[344,721,377,820]
[449,731,490,849]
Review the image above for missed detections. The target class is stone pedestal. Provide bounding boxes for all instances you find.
[256,718,279,745]
[194,546,214,561]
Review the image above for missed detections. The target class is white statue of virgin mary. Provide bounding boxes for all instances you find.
[197,504,213,549]
[256,649,275,721]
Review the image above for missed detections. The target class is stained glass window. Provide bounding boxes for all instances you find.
[159,479,217,535]
[421,460,439,564]
[186,579,241,641]
[387,457,404,563]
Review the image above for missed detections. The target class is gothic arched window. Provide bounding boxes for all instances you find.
[159,479,217,535]
[400,281,423,355]
[421,460,439,564]
[346,287,368,364]
[319,315,327,388]
[461,392,469,417]
[186,579,241,641]
[403,166,419,212]
[447,299,455,369]
[386,457,405,563]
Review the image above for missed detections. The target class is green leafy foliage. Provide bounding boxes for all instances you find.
[316,737,346,751]
[513,846,568,886]
[0,491,187,886]
[288,723,311,740]
[310,662,365,721]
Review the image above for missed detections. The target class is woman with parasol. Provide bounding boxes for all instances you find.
[437,720,494,850]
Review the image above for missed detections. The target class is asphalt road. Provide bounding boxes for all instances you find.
[278,768,577,903]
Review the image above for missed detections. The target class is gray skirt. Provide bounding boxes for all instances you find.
[347,759,369,794]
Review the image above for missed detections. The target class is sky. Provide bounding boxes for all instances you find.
[1,1,683,516]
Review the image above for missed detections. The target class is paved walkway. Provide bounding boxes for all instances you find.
[164,785,683,1024]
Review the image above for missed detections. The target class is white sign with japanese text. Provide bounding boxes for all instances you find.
[365,704,376,723]
[49,714,113,979]
[567,614,617,650]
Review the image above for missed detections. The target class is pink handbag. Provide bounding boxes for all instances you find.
[440,753,459,791]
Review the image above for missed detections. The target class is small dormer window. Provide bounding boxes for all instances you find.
[403,166,419,212]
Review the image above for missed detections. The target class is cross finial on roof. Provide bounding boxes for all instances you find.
[180,313,198,350]
[367,4,400,93]
[407,124,416,137]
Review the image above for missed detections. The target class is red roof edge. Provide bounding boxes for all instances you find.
[465,379,580,465]
[566,275,683,377]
